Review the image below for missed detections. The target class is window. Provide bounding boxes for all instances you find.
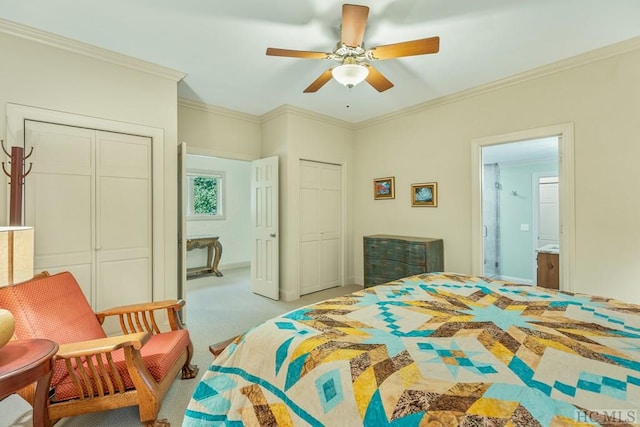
[187,170,225,220]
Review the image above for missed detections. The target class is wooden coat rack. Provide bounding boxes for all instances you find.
[2,140,33,226]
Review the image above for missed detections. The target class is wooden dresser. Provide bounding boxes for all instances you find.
[363,235,444,287]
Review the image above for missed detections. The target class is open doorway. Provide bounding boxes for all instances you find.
[179,153,280,301]
[481,138,558,284]
[184,154,252,273]
[470,123,575,291]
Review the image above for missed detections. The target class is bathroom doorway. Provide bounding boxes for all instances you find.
[471,123,575,290]
[482,136,559,284]
[481,137,558,283]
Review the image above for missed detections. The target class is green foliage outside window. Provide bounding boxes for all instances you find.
[193,176,218,215]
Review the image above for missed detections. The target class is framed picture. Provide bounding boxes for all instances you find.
[411,182,438,207]
[373,177,395,200]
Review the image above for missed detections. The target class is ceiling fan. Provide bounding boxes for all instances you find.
[266,3,440,93]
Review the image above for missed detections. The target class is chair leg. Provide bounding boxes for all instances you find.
[181,340,199,379]
[124,347,163,426]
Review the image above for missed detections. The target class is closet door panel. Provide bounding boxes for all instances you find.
[98,133,151,178]
[318,166,340,289]
[299,186,320,294]
[99,177,149,250]
[299,186,320,241]
[96,131,152,310]
[31,175,92,259]
[299,241,319,292]
[319,185,340,239]
[97,258,150,310]
[298,160,342,296]
[24,121,95,300]
[320,237,340,287]
[299,162,321,294]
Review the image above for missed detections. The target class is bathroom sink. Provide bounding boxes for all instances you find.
[537,243,560,254]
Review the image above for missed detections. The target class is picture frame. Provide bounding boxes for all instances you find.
[411,182,438,207]
[373,177,395,200]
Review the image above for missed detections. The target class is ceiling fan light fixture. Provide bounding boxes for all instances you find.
[332,64,369,88]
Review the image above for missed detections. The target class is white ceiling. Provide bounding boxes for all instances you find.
[2,0,640,123]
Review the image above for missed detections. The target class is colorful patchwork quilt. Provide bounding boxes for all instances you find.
[183,273,640,426]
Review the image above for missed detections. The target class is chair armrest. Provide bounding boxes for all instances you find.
[95,300,186,334]
[56,332,150,358]
[96,299,185,317]
[53,332,153,400]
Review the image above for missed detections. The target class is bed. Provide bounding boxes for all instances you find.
[183,272,640,426]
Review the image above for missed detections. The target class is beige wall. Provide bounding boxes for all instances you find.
[178,99,262,160]
[0,26,182,299]
[262,107,354,300]
[353,41,640,303]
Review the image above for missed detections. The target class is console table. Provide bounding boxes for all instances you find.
[0,339,58,427]
[186,236,223,278]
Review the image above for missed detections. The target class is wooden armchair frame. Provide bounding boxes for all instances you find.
[1,272,198,427]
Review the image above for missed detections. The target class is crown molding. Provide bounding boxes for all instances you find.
[178,98,261,124]
[0,18,186,82]
[178,100,352,129]
[261,104,354,129]
[357,36,640,129]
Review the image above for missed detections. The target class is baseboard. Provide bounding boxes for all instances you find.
[219,261,250,271]
[344,275,356,286]
[281,288,299,302]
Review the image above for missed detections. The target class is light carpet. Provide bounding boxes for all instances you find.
[1,268,361,427]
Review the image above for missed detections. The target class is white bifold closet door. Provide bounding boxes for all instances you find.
[298,160,341,296]
[24,120,152,312]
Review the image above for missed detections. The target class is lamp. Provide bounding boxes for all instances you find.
[0,226,34,286]
[0,226,34,349]
[332,61,369,89]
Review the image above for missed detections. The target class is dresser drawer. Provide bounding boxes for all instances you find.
[365,239,428,262]
[406,243,427,265]
[365,259,410,280]
[365,239,407,261]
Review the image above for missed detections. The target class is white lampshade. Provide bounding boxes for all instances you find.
[332,64,369,88]
[0,226,34,287]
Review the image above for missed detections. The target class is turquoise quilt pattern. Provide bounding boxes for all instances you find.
[183,273,640,426]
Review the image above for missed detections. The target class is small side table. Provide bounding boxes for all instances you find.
[0,339,59,427]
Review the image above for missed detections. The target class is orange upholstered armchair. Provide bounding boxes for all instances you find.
[0,271,198,427]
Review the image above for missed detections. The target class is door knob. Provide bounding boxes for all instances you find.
[270,233,277,238]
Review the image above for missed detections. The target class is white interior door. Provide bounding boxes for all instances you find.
[538,177,560,247]
[177,142,187,319]
[24,121,96,301]
[24,121,152,312]
[251,156,279,299]
[95,131,152,311]
[299,160,341,295]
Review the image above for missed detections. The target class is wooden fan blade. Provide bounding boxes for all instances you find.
[266,47,330,59]
[365,65,394,92]
[304,69,334,93]
[369,36,440,60]
[341,4,369,47]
